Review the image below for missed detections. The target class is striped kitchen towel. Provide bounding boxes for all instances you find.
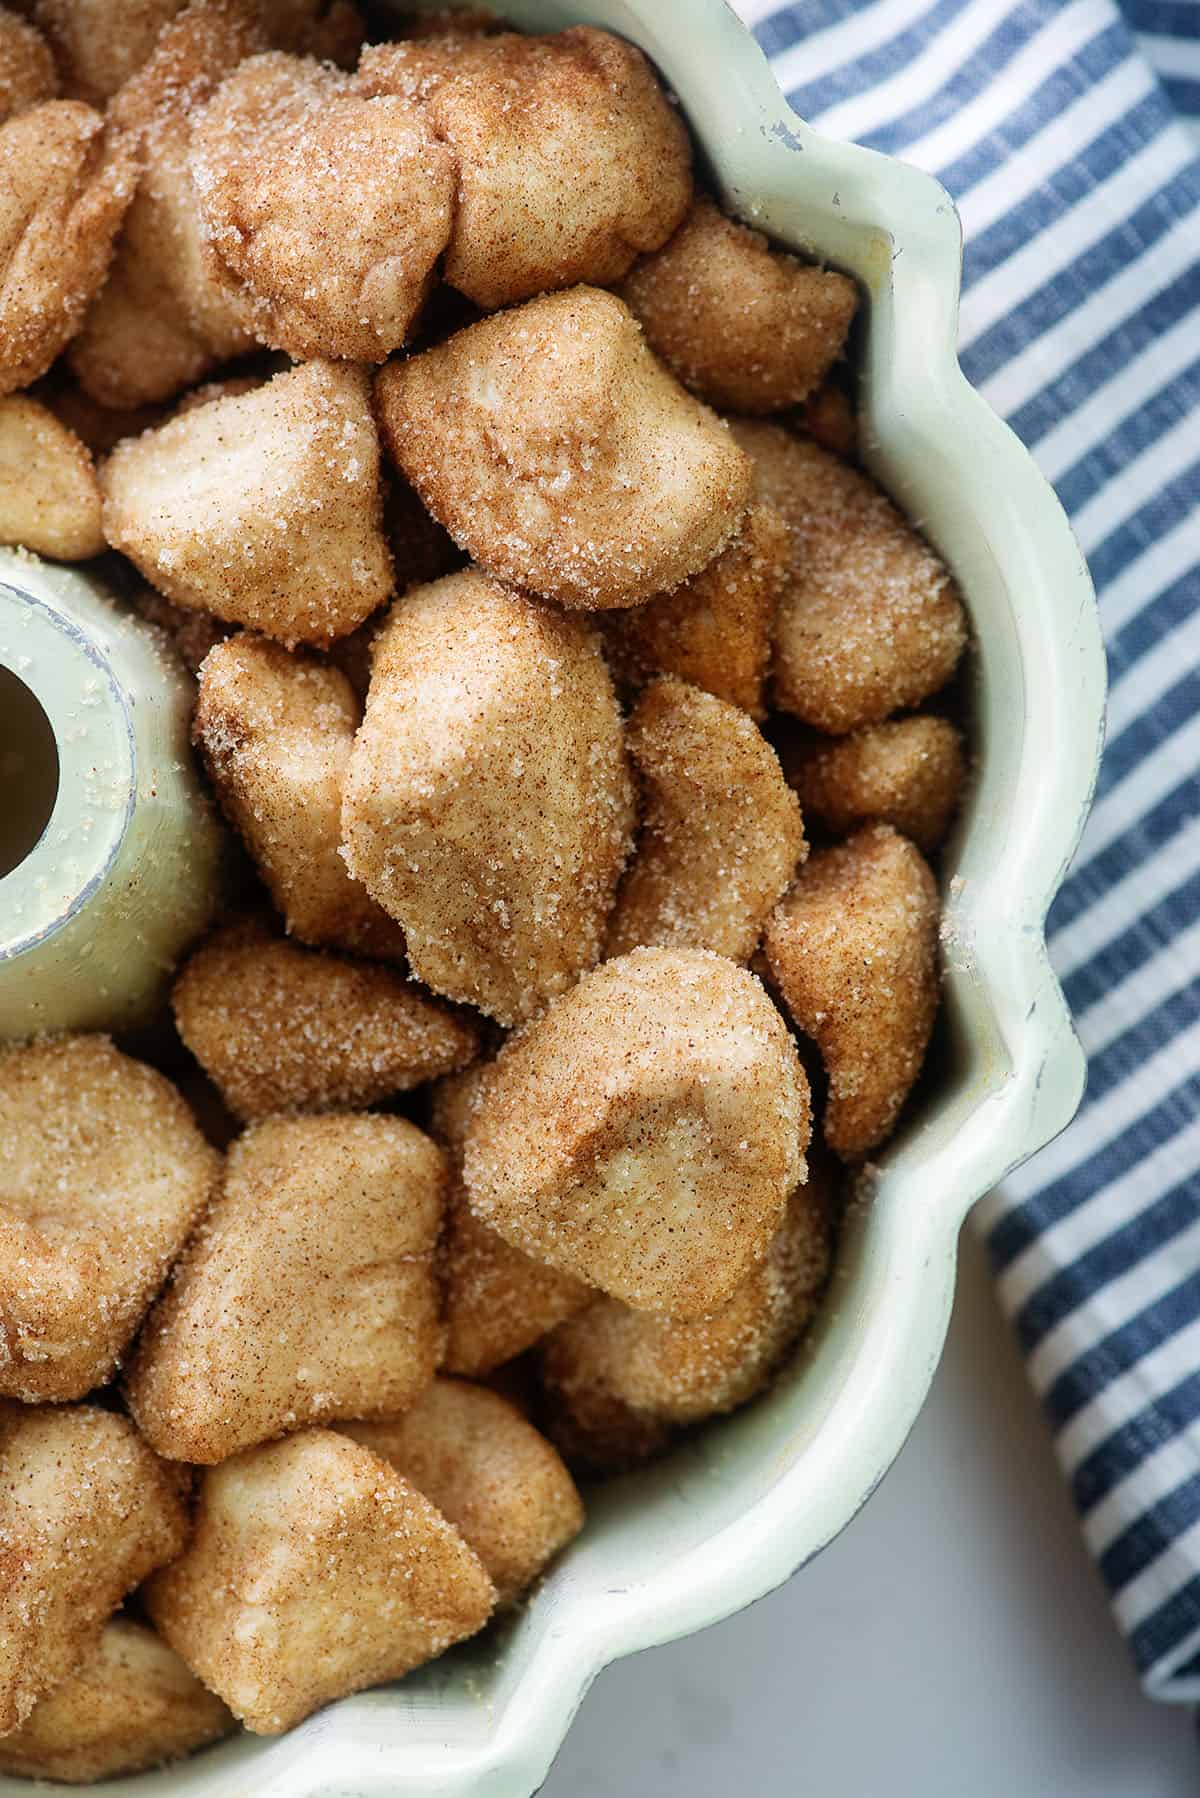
[734,0,1200,1700]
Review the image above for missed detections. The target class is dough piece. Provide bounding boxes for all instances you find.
[193,633,405,955]
[69,0,267,409]
[543,1157,832,1444]
[606,677,804,964]
[357,26,690,309]
[620,195,857,414]
[0,8,57,123]
[0,1621,233,1784]
[343,1378,583,1605]
[764,824,940,1158]
[782,714,965,852]
[462,947,810,1318]
[375,286,752,610]
[342,570,633,1025]
[145,1430,494,1733]
[127,1113,446,1462]
[798,378,857,458]
[30,0,185,104]
[34,372,164,453]
[0,1403,189,1734]
[731,421,967,733]
[0,394,103,559]
[190,49,454,359]
[603,501,788,719]
[0,1033,218,1402]
[0,100,133,395]
[173,921,477,1122]
[101,359,393,645]
[432,1067,591,1377]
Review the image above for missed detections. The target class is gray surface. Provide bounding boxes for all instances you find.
[543,1229,1197,1797]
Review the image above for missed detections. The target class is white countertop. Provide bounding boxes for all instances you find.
[543,1227,1197,1796]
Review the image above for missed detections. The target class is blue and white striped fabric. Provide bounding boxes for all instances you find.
[734,0,1200,1700]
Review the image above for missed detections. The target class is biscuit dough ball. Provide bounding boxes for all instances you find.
[0,99,133,395]
[342,571,633,1025]
[620,196,857,415]
[34,372,164,454]
[173,921,477,1122]
[70,1,267,409]
[764,824,940,1159]
[0,1034,219,1402]
[260,0,364,65]
[146,1429,495,1734]
[798,378,857,459]
[190,50,454,360]
[0,394,103,559]
[375,287,752,610]
[29,0,183,104]
[357,26,691,310]
[462,947,810,1318]
[783,714,966,853]
[607,677,805,964]
[432,1068,591,1377]
[0,8,57,122]
[127,1113,446,1463]
[101,359,393,645]
[193,634,405,956]
[603,501,788,719]
[731,421,967,732]
[0,1620,233,1783]
[344,1379,583,1606]
[538,1375,672,1477]
[29,0,362,106]
[0,1403,189,1735]
[543,1158,832,1455]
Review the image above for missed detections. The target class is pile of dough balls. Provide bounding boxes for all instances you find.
[0,0,969,1780]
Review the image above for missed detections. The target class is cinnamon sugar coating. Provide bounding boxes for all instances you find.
[375,287,752,610]
[146,1430,494,1733]
[0,394,103,559]
[0,1403,189,1735]
[620,195,857,414]
[0,1034,219,1402]
[127,1113,446,1462]
[606,676,805,964]
[0,8,57,123]
[173,921,477,1122]
[0,1620,233,1783]
[190,49,455,359]
[542,1154,833,1467]
[343,1378,583,1605]
[798,378,858,458]
[462,947,810,1318]
[28,0,363,107]
[782,714,966,852]
[70,0,266,409]
[432,1067,592,1378]
[357,26,691,309]
[0,99,133,394]
[101,359,393,645]
[764,824,940,1158]
[193,633,405,957]
[342,570,633,1025]
[27,0,183,105]
[731,420,967,732]
[602,501,788,719]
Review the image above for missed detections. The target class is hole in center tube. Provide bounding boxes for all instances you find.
[0,664,60,879]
